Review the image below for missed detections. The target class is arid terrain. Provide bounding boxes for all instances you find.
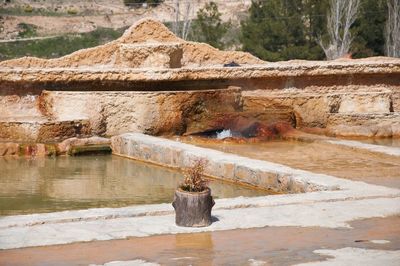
[0,0,250,40]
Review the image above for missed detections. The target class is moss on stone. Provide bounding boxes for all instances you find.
[68,144,111,156]
[45,144,57,156]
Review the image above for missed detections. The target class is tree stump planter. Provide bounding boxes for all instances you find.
[172,188,215,227]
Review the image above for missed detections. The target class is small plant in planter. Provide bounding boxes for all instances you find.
[172,159,215,227]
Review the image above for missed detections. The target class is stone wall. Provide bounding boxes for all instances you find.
[0,18,399,142]
[240,75,400,137]
[0,87,244,141]
[41,88,243,137]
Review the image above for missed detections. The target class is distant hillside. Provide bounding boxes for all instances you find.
[0,0,250,40]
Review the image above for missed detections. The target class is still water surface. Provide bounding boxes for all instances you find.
[179,137,400,189]
[0,155,270,216]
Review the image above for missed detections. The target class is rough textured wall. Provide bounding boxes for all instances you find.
[39,88,243,138]
[239,71,400,138]
[0,18,399,141]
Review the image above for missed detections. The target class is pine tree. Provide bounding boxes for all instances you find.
[190,2,230,49]
[241,0,326,61]
[352,0,387,58]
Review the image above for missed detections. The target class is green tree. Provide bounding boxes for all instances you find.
[352,0,387,58]
[240,0,387,61]
[190,2,230,49]
[241,0,327,61]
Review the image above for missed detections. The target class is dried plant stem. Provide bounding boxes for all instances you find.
[386,0,400,57]
[180,159,209,192]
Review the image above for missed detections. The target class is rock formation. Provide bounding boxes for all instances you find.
[0,18,399,143]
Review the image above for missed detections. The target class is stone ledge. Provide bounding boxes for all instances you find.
[326,113,400,138]
[0,119,91,142]
[110,133,400,195]
[1,61,399,85]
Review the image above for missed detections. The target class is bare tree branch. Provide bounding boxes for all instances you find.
[386,0,400,57]
[172,0,194,40]
[319,0,360,60]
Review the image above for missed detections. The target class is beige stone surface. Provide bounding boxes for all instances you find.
[0,143,19,156]
[1,60,400,85]
[338,92,391,114]
[0,18,399,140]
[326,113,400,138]
[117,42,183,69]
[0,119,91,142]
[0,93,42,119]
[0,19,399,81]
[57,136,110,154]
[41,88,242,137]
[243,87,399,129]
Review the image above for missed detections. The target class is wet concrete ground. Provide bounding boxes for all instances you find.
[1,216,399,266]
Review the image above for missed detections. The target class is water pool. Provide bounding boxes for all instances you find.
[0,155,271,216]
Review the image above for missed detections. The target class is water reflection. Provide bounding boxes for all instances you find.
[0,155,270,216]
[172,233,215,265]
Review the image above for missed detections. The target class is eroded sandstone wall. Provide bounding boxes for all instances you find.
[0,18,399,141]
[20,87,242,139]
[239,70,400,137]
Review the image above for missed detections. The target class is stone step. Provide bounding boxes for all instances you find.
[243,89,396,129]
[0,118,91,142]
[0,136,111,157]
[326,113,400,138]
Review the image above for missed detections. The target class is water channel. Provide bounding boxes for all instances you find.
[0,155,271,216]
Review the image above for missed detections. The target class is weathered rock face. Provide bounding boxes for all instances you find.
[0,18,399,141]
[326,113,400,138]
[38,87,243,138]
[243,84,400,137]
[0,117,91,142]
[118,42,183,68]
[0,136,110,157]
[0,143,19,156]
